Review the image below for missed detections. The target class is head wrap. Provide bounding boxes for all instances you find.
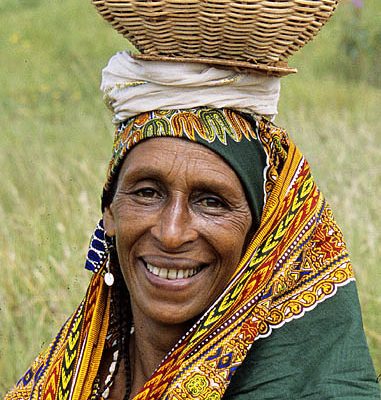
[102,108,267,230]
[101,52,281,124]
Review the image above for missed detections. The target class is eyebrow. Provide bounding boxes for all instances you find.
[117,166,165,186]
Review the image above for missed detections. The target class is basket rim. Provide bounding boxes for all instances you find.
[133,54,297,76]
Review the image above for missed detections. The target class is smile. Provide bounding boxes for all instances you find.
[144,262,203,280]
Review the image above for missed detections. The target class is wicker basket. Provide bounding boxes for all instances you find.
[92,0,339,76]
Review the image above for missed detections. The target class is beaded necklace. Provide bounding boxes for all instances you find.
[91,326,134,399]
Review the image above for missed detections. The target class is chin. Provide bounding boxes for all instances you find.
[140,302,204,328]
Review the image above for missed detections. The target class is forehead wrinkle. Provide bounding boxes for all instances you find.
[187,148,238,182]
[180,149,246,202]
[118,145,190,187]
[166,146,186,182]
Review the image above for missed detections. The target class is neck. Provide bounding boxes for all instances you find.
[129,306,193,398]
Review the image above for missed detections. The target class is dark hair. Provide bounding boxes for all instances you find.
[110,248,133,399]
[102,166,121,211]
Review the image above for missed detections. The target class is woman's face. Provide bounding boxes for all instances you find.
[104,138,252,327]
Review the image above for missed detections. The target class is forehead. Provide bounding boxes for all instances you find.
[117,137,244,191]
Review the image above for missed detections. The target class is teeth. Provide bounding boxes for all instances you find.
[168,269,177,280]
[145,262,200,280]
[158,268,167,279]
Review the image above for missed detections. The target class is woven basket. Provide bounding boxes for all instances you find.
[92,0,339,76]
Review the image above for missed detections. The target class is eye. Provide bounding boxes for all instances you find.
[135,188,161,199]
[197,196,226,209]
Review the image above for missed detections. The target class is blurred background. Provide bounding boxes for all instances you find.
[0,0,380,393]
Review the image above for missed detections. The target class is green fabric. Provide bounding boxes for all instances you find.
[225,282,380,399]
[199,118,267,230]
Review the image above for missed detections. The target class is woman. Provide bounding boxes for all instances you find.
[5,100,380,400]
[5,3,380,400]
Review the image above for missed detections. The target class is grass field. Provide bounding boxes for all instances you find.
[0,0,380,394]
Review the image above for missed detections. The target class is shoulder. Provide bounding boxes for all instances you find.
[224,282,381,399]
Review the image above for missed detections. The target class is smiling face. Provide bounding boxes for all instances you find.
[104,137,252,328]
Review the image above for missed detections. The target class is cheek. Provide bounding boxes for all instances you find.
[112,200,152,237]
[111,207,148,264]
[202,213,252,265]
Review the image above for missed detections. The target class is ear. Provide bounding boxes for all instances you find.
[103,206,116,237]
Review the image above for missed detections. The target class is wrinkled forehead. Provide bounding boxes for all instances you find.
[117,137,244,196]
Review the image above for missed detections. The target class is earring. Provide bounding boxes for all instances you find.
[104,257,115,287]
[104,234,115,287]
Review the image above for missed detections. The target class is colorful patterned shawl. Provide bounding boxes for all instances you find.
[5,111,360,399]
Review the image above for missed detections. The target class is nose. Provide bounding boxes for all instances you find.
[151,196,198,250]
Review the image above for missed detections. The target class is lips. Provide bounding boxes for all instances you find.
[141,258,207,280]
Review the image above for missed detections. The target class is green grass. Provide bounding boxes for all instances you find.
[0,0,380,394]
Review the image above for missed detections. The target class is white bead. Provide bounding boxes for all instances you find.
[105,374,112,385]
[109,361,117,374]
[102,387,110,398]
[113,350,119,361]
[104,272,114,286]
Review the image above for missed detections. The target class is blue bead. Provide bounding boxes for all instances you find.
[92,238,106,252]
[85,260,95,271]
[88,250,100,263]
